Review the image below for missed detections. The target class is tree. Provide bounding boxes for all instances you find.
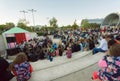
[0,24,6,31]
[81,23,100,28]
[17,22,27,28]
[17,19,27,28]
[0,24,6,34]
[49,17,58,28]
[72,20,79,29]
[18,19,29,25]
[81,19,100,28]
[81,19,88,27]
[17,22,33,32]
[5,22,15,30]
[60,25,72,30]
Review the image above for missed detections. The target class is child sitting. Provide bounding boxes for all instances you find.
[48,47,55,62]
[66,43,72,58]
[44,50,49,60]
[48,51,53,62]
[92,44,120,81]
[10,52,32,81]
[55,48,59,56]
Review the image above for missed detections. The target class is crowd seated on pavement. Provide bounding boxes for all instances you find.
[5,27,120,62]
[1,27,120,81]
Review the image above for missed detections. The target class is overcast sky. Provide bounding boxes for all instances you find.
[0,0,120,26]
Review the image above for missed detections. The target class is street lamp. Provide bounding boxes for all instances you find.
[20,10,28,21]
[28,9,37,27]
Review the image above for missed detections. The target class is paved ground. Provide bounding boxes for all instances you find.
[10,51,105,81]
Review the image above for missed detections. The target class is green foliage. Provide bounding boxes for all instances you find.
[37,32,44,36]
[0,22,15,34]
[72,20,79,29]
[0,25,6,31]
[46,27,56,31]
[6,22,15,29]
[0,24,6,34]
[49,17,58,28]
[83,23,100,28]
[60,25,72,30]
[17,22,27,28]
[17,22,33,32]
[40,26,56,32]
[17,19,33,32]
[34,27,40,32]
[81,19,100,28]
[60,20,79,30]
[26,26,33,32]
[81,19,88,27]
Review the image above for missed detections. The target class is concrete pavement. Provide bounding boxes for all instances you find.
[10,51,105,81]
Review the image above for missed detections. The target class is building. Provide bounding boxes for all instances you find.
[101,12,120,29]
[87,18,103,24]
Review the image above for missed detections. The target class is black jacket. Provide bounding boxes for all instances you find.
[0,57,14,81]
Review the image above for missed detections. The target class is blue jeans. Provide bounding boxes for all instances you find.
[80,44,83,52]
[48,55,53,62]
[92,48,106,54]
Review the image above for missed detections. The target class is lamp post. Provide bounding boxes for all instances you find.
[28,9,37,27]
[20,10,28,21]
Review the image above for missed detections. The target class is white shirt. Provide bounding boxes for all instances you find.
[97,39,108,51]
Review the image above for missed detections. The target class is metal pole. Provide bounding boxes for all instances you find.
[20,10,28,21]
[28,9,36,27]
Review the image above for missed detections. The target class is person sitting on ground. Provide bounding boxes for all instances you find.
[79,39,83,52]
[115,35,120,44]
[66,43,72,58]
[55,48,59,56]
[10,52,32,81]
[92,35,108,54]
[48,51,53,62]
[88,38,95,50]
[92,44,120,81]
[52,43,57,50]
[58,45,63,56]
[108,39,116,48]
[44,50,49,60]
[84,38,89,51]
[0,51,14,81]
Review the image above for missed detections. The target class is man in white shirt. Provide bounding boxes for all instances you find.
[92,35,108,54]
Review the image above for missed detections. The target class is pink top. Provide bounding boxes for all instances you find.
[98,59,107,68]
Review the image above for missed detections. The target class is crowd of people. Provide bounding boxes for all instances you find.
[16,28,98,61]
[1,27,120,81]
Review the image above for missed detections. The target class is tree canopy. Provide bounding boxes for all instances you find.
[72,20,79,30]
[81,19,100,28]
[49,17,58,28]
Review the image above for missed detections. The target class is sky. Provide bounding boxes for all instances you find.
[0,0,120,26]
